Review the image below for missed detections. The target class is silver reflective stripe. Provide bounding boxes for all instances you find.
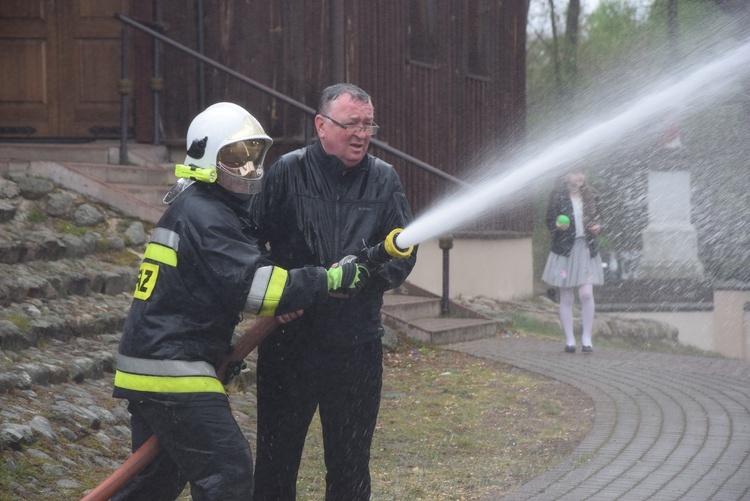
[245,265,272,314]
[150,227,179,251]
[116,354,216,377]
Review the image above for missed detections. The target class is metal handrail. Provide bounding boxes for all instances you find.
[114,13,468,187]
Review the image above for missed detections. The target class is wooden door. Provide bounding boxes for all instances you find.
[0,0,131,139]
[0,1,59,137]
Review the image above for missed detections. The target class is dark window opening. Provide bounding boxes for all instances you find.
[467,0,491,76]
[409,0,437,65]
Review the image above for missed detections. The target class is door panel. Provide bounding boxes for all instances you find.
[0,0,131,139]
[59,0,131,137]
[0,0,58,136]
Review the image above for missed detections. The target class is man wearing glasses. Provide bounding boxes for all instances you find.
[252,83,416,500]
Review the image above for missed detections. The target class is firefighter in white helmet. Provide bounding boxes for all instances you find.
[112,103,368,500]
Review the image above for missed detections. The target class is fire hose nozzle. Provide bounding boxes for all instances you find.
[383,228,413,259]
[338,228,414,271]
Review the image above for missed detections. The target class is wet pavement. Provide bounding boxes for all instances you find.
[446,335,750,501]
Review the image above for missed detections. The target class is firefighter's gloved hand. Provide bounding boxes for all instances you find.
[222,360,247,385]
[326,261,370,297]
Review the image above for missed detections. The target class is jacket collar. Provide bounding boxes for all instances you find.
[311,140,369,176]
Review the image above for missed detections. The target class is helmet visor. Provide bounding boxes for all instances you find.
[217,140,265,179]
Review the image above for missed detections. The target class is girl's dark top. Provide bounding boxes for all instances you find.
[545,181,603,258]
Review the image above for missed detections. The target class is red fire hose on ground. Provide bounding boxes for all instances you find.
[80,316,279,501]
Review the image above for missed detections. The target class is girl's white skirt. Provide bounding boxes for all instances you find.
[542,237,604,288]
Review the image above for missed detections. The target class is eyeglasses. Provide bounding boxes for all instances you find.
[322,115,379,136]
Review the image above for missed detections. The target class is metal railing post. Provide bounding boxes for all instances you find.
[439,235,454,315]
[151,1,163,145]
[119,27,130,165]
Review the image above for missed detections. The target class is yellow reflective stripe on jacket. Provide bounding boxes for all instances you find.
[245,266,289,316]
[144,243,177,267]
[143,227,179,267]
[114,370,226,394]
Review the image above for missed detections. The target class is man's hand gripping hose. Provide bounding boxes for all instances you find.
[80,229,413,500]
[327,227,414,297]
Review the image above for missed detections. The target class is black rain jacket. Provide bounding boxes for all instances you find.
[252,141,417,346]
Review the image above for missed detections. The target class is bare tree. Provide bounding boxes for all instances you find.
[543,0,581,100]
[547,0,563,93]
[666,0,679,62]
[562,0,581,95]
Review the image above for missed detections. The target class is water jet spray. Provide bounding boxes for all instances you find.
[395,40,750,250]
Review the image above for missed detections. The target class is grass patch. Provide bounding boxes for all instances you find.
[509,311,562,340]
[26,206,47,223]
[54,221,90,237]
[100,248,142,267]
[292,334,592,500]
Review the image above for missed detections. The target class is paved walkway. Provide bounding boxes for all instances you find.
[446,336,750,501]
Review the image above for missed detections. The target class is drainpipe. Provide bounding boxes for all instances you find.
[439,235,453,316]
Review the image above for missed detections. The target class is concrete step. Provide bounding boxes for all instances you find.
[19,161,167,224]
[381,313,500,345]
[0,141,175,223]
[116,184,173,207]
[61,162,175,186]
[382,290,501,345]
[381,295,441,321]
[0,140,169,165]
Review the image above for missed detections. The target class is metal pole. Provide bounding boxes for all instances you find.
[439,235,453,315]
[119,27,130,165]
[152,0,162,144]
[196,0,205,110]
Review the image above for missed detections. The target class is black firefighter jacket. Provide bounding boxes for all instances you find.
[253,140,417,347]
[114,183,328,402]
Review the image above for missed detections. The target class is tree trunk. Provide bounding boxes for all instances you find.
[562,0,580,99]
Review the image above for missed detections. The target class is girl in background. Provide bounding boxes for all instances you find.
[542,169,604,353]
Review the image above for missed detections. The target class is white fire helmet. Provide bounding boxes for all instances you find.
[183,102,272,195]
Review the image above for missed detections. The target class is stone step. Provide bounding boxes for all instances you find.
[0,301,128,354]
[0,291,131,392]
[0,260,137,307]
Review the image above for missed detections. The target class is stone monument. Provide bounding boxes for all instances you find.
[636,170,704,279]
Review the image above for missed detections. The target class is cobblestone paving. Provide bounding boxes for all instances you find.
[447,336,750,501]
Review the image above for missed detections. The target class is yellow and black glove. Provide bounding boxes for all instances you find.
[326,261,370,297]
